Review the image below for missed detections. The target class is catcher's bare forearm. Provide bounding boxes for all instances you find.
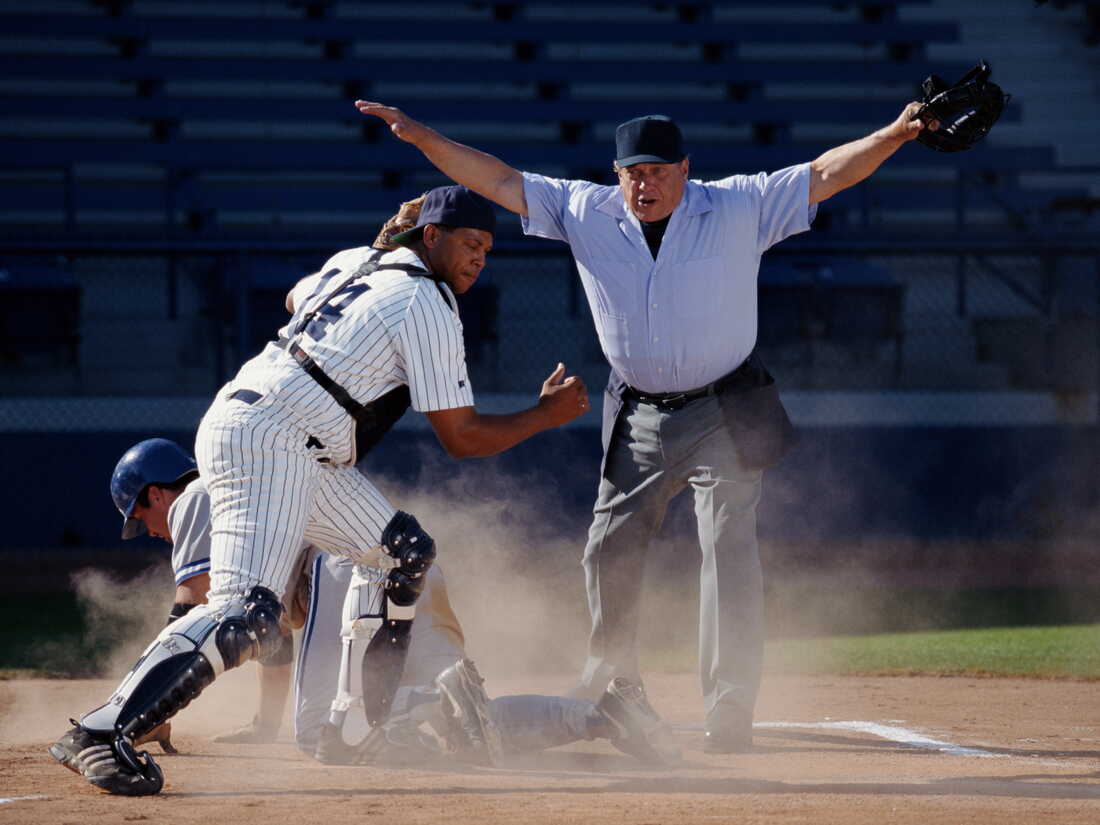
[425,363,589,458]
[808,102,925,205]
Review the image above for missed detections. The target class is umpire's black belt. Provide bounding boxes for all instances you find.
[622,358,757,412]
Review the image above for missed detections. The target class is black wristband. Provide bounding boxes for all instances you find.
[167,601,197,625]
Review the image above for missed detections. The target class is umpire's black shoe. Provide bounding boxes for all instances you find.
[702,710,754,754]
[49,722,164,796]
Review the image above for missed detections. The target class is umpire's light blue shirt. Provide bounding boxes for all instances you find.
[521,164,817,394]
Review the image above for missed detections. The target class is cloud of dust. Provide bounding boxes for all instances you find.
[375,444,594,688]
[751,401,1100,641]
[71,563,174,679]
[61,563,261,738]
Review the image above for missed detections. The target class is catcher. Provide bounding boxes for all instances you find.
[52,199,667,788]
[94,447,665,767]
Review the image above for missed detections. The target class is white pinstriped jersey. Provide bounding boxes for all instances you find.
[167,477,212,586]
[167,476,314,593]
[225,246,474,466]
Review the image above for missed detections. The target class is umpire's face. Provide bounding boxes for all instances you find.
[615,158,690,223]
[423,224,493,294]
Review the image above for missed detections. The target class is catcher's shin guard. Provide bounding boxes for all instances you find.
[361,601,415,726]
[323,512,433,756]
[365,511,434,723]
[80,587,284,745]
[381,510,436,605]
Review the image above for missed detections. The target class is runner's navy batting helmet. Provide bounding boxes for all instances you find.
[110,438,197,539]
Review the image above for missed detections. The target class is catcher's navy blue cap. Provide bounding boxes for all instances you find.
[615,115,685,167]
[391,185,497,246]
[110,438,197,539]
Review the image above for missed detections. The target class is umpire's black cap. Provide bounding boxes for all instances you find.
[391,185,497,246]
[615,115,685,167]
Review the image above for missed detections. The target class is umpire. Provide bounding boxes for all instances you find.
[358,98,935,752]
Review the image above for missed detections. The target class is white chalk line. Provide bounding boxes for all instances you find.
[757,721,997,758]
[759,722,1092,768]
[672,720,995,757]
[0,795,48,805]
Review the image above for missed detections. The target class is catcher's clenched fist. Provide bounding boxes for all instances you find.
[538,362,589,427]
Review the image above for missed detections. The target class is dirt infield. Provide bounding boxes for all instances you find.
[2,670,1098,825]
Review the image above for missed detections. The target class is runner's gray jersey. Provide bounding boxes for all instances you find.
[226,246,474,465]
[167,477,212,585]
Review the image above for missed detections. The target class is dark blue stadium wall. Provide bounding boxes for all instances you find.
[3,426,1098,551]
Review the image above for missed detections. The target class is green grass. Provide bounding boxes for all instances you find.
[765,624,1100,680]
[5,591,1100,681]
[0,592,146,678]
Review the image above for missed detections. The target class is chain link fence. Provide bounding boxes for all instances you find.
[0,242,1096,428]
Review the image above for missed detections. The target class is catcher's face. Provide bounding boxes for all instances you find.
[615,158,690,223]
[130,485,180,541]
[423,225,493,294]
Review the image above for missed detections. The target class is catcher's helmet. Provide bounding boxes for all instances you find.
[110,438,197,539]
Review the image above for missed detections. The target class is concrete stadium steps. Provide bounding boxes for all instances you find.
[0,12,959,47]
[907,0,1100,166]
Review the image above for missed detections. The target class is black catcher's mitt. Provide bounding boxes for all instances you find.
[912,60,1010,152]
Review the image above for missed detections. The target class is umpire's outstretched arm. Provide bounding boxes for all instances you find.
[356,99,940,213]
[808,101,938,204]
[356,100,529,216]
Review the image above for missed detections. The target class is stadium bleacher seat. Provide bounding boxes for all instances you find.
[757,258,905,378]
[0,261,81,367]
[758,264,816,356]
[816,259,906,379]
[0,1,1067,240]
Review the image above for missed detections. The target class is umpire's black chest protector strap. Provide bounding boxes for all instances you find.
[280,250,438,461]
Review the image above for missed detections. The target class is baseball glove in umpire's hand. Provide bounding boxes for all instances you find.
[911,60,1009,152]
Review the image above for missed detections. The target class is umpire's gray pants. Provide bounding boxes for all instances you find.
[580,394,764,724]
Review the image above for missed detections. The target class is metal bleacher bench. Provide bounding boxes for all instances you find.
[0,263,81,366]
[3,55,970,86]
[0,14,957,47]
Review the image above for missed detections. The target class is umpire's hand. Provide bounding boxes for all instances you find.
[895,101,941,142]
[355,100,429,145]
[538,363,589,426]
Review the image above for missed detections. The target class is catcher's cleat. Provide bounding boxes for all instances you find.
[313,721,387,765]
[49,722,164,796]
[435,658,503,767]
[213,716,278,745]
[596,678,670,764]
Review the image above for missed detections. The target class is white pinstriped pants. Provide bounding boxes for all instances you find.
[195,395,396,616]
